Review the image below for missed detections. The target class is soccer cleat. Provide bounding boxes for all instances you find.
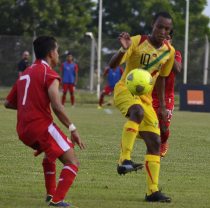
[117,159,144,175]
[49,201,71,207]
[145,191,171,203]
[160,142,169,157]
[46,195,53,203]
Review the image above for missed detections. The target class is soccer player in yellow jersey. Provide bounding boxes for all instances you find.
[109,12,175,202]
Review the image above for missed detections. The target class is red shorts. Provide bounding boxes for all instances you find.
[103,85,114,95]
[62,83,75,93]
[27,123,74,162]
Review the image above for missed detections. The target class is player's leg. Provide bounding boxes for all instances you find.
[98,85,111,108]
[114,82,144,174]
[31,140,56,203]
[69,84,75,106]
[42,155,56,202]
[159,107,173,157]
[62,84,68,105]
[139,104,171,202]
[49,148,79,206]
[117,104,144,174]
[43,123,78,207]
[98,91,105,107]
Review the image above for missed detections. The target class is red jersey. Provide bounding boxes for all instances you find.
[152,50,182,107]
[6,60,60,146]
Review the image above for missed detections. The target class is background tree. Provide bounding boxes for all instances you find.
[0,0,95,39]
[91,0,210,85]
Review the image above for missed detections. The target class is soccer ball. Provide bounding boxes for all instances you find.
[126,68,153,95]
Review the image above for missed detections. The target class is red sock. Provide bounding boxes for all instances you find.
[52,164,78,203]
[42,158,56,196]
[70,94,75,105]
[99,93,104,106]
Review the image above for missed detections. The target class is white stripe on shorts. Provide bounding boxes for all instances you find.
[48,123,70,152]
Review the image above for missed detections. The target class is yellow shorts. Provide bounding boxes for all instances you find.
[114,81,160,135]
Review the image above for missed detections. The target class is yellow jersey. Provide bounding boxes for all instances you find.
[120,35,175,84]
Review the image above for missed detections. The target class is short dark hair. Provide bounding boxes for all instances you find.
[153,11,173,24]
[67,52,72,56]
[33,36,57,59]
[169,29,174,39]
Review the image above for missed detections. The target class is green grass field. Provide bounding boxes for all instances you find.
[0,89,210,208]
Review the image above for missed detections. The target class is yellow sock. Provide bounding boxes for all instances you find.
[119,120,139,163]
[145,154,160,195]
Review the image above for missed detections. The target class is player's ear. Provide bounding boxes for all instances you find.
[49,50,55,58]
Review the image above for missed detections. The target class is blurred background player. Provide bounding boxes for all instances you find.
[109,12,175,202]
[5,36,85,207]
[60,52,78,106]
[98,66,123,109]
[17,50,30,76]
[152,30,182,157]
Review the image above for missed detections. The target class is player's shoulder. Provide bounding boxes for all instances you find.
[131,34,148,46]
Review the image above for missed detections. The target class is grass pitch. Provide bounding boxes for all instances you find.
[0,91,210,208]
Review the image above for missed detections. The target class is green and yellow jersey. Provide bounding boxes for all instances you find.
[120,35,175,84]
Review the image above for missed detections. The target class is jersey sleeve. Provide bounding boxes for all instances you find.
[175,50,182,63]
[6,82,18,108]
[75,64,79,72]
[120,35,141,65]
[159,46,175,77]
[45,68,61,89]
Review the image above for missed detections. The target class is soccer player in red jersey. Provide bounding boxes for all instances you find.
[152,30,182,157]
[60,52,79,106]
[98,66,123,108]
[4,36,85,207]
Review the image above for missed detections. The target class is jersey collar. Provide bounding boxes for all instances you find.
[41,59,50,67]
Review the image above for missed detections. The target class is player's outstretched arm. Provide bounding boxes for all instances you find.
[109,32,132,68]
[48,79,85,150]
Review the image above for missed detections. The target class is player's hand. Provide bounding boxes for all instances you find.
[158,106,168,131]
[159,121,169,133]
[118,32,132,50]
[71,130,86,150]
[158,106,169,133]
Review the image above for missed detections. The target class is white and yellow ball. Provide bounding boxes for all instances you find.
[126,68,153,95]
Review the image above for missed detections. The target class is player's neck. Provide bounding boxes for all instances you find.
[148,35,163,49]
[43,58,54,68]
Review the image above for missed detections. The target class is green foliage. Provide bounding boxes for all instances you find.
[0,0,209,39]
[0,1,209,86]
[0,0,95,38]
[92,0,210,41]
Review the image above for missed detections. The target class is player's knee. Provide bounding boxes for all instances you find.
[143,133,161,154]
[65,157,80,168]
[128,104,144,123]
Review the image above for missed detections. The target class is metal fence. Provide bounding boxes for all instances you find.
[0,35,209,91]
